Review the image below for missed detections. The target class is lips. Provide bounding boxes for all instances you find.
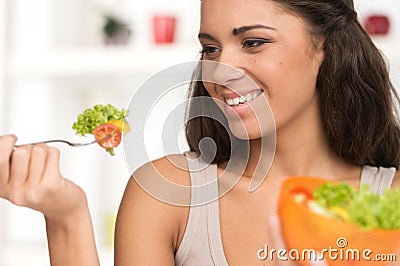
[217,88,265,118]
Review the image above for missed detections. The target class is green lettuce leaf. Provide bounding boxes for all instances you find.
[313,182,400,230]
[72,103,129,156]
[72,104,129,136]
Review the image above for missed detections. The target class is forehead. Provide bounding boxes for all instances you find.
[200,0,287,26]
[200,0,307,38]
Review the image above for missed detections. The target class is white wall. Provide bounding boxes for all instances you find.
[355,0,400,90]
[0,0,7,260]
[0,0,7,132]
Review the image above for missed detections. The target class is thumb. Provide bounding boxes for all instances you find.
[267,213,295,265]
[268,213,286,250]
[309,253,328,266]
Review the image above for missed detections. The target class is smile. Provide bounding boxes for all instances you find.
[224,90,263,106]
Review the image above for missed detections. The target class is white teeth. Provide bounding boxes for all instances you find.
[224,91,262,106]
[245,93,253,102]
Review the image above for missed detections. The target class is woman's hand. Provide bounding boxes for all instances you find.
[268,213,327,266]
[0,135,86,222]
[0,134,100,265]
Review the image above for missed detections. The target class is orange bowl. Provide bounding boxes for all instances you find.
[278,177,400,266]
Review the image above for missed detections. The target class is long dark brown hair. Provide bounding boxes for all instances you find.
[185,0,400,168]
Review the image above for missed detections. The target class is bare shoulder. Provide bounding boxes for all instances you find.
[391,170,400,189]
[133,154,192,202]
[114,154,191,265]
[134,153,192,187]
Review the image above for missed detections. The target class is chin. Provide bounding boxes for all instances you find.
[228,120,272,140]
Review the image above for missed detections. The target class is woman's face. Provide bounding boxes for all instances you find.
[199,0,324,140]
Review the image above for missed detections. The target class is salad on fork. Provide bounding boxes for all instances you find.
[72,103,130,155]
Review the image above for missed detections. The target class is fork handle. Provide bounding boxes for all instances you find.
[14,139,91,148]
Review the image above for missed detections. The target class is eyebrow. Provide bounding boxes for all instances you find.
[198,32,216,41]
[198,24,276,41]
[232,24,276,36]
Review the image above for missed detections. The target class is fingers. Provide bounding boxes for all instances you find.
[268,214,328,266]
[7,143,59,187]
[28,144,49,184]
[0,135,17,185]
[267,213,295,265]
[268,213,286,250]
[310,258,328,266]
[27,146,62,209]
[0,137,83,221]
[43,147,61,184]
[9,145,33,186]
[0,134,62,208]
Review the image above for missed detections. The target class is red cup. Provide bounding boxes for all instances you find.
[152,15,177,44]
[364,14,390,36]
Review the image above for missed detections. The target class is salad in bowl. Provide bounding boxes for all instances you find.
[278,176,400,265]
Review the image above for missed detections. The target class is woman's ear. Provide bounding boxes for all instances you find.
[313,37,325,64]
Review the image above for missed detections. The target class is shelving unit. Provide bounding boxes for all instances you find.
[6,38,399,79]
[1,44,199,265]
[8,45,200,78]
[0,0,201,265]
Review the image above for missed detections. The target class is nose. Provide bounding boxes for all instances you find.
[214,62,245,86]
[202,49,245,87]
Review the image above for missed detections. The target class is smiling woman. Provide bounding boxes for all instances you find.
[0,0,400,265]
[197,0,324,144]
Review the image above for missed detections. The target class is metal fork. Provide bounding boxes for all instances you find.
[14,135,112,148]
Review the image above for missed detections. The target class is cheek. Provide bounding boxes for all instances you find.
[255,59,320,130]
[202,81,215,97]
[202,81,226,111]
[201,82,228,121]
[268,76,319,131]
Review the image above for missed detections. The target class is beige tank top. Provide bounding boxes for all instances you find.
[174,153,396,266]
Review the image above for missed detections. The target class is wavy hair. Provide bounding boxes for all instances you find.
[185,0,400,168]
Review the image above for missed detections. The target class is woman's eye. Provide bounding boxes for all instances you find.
[242,39,273,49]
[200,45,220,57]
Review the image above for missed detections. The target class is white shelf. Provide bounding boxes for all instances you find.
[7,38,399,80]
[7,45,200,78]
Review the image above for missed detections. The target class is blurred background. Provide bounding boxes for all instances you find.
[0,0,399,265]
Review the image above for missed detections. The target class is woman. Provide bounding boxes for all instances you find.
[0,0,399,265]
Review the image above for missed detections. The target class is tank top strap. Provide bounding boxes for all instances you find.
[183,151,220,205]
[203,161,229,266]
[360,165,396,195]
[175,152,228,266]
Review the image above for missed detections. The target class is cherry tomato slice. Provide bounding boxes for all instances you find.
[289,187,313,200]
[93,123,122,149]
